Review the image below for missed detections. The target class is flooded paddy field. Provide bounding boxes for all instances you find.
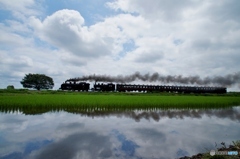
[0,106,240,159]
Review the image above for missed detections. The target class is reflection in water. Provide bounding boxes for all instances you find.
[1,106,240,122]
[35,132,113,159]
[0,107,239,159]
[67,107,240,122]
[111,129,140,157]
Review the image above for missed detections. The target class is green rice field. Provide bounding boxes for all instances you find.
[1,90,240,112]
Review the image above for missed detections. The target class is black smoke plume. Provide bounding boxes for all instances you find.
[67,72,240,87]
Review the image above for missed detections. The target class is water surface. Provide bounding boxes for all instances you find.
[0,107,240,159]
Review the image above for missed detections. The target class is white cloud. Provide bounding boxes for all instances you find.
[0,0,42,21]
[0,23,32,48]
[30,9,114,58]
[0,0,35,12]
[0,0,240,90]
[106,0,200,22]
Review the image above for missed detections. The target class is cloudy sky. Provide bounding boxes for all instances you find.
[0,0,240,90]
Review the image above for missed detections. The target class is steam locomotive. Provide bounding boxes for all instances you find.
[60,81,227,94]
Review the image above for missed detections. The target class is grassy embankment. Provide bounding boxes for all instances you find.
[184,140,240,159]
[1,89,240,113]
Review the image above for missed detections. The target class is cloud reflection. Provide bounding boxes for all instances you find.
[1,140,52,159]
[65,107,240,122]
[0,107,240,159]
[34,132,112,159]
[111,129,140,157]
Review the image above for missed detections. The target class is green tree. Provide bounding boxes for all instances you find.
[20,73,54,90]
[7,85,14,89]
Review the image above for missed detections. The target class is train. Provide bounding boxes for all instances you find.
[60,81,227,94]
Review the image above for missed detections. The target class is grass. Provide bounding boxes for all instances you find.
[0,90,240,113]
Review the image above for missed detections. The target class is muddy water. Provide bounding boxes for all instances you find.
[0,107,240,159]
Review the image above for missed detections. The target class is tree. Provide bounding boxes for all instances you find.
[7,85,14,89]
[20,73,54,90]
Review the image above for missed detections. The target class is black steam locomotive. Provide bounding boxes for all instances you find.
[60,81,90,91]
[60,81,227,94]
